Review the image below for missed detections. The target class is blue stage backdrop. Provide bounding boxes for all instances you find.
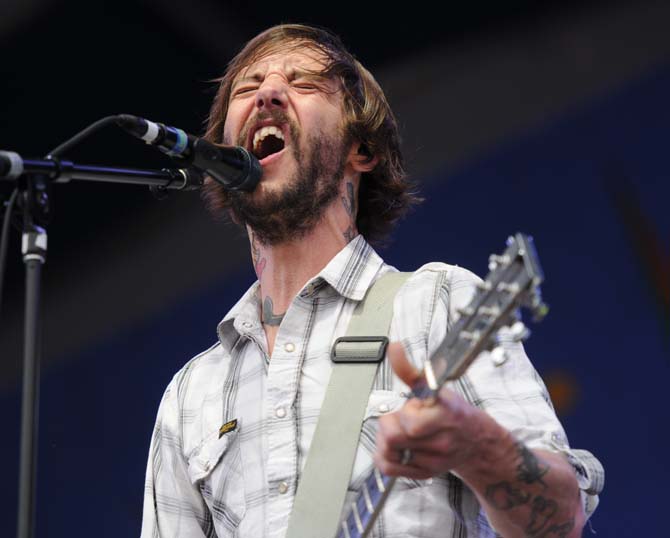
[2,63,668,537]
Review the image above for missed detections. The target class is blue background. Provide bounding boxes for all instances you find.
[2,61,668,538]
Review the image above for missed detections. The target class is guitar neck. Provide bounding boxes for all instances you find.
[335,233,547,538]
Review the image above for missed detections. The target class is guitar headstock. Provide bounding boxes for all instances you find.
[416,233,548,396]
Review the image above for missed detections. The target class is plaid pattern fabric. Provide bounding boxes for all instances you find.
[141,235,604,538]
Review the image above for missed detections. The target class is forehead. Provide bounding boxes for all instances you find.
[233,44,330,82]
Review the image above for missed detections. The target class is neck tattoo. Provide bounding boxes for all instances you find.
[263,296,285,326]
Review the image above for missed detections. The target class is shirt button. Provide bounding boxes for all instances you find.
[284,342,295,353]
[378,403,390,413]
[275,406,286,418]
[242,321,253,329]
[278,481,289,494]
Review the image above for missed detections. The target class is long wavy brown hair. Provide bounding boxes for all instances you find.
[202,24,422,245]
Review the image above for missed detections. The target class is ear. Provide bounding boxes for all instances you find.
[347,143,379,173]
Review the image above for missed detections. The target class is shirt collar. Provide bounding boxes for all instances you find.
[317,235,384,301]
[217,235,384,346]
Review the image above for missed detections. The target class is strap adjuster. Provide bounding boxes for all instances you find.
[331,336,389,363]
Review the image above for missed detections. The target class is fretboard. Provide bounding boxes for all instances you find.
[335,466,396,538]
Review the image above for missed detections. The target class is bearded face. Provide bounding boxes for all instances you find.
[224,108,352,246]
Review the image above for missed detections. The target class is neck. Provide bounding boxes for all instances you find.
[249,178,359,330]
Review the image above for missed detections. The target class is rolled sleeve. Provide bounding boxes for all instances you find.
[393,262,604,519]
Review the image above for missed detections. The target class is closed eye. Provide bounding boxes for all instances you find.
[292,83,318,91]
[233,86,258,96]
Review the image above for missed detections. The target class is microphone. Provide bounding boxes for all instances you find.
[0,150,24,179]
[116,114,262,192]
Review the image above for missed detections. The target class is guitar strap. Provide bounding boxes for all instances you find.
[285,270,411,538]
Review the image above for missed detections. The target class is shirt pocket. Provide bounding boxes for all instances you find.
[187,428,246,533]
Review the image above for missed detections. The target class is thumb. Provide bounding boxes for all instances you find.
[387,342,422,388]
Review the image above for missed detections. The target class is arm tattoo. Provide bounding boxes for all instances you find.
[483,443,576,537]
[485,482,531,510]
[262,296,285,326]
[516,442,549,488]
[526,496,558,534]
[536,520,575,537]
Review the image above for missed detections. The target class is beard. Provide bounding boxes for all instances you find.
[226,113,351,246]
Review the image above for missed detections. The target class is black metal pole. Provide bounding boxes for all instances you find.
[17,221,47,538]
[0,154,202,538]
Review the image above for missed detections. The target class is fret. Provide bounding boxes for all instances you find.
[351,502,364,534]
[345,511,357,538]
[362,482,374,513]
[355,489,369,525]
[341,520,351,538]
[373,467,386,492]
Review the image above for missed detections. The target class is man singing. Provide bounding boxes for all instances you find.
[141,24,603,538]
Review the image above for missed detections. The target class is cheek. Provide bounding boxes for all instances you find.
[222,103,248,145]
[222,126,233,146]
[222,116,242,146]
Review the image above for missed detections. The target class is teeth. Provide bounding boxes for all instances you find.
[252,125,285,152]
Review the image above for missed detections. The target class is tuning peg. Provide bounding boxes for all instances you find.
[478,305,500,317]
[497,282,520,294]
[509,321,531,342]
[477,281,493,292]
[488,254,510,272]
[490,346,509,366]
[457,306,475,318]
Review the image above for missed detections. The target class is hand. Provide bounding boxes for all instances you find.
[373,342,506,480]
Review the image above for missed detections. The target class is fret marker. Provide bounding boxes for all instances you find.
[362,482,374,513]
[374,468,386,492]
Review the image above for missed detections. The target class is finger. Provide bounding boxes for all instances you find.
[396,398,450,439]
[373,452,436,480]
[377,412,411,456]
[387,341,423,389]
[383,430,452,453]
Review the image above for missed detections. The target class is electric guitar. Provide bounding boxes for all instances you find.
[336,232,549,538]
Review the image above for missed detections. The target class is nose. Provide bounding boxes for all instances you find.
[255,76,288,111]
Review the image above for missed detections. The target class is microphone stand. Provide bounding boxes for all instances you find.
[2,154,202,538]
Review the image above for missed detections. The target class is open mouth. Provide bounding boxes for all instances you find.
[251,125,286,161]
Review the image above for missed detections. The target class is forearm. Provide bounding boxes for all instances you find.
[456,414,585,538]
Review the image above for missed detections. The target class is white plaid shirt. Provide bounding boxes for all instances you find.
[141,235,604,538]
